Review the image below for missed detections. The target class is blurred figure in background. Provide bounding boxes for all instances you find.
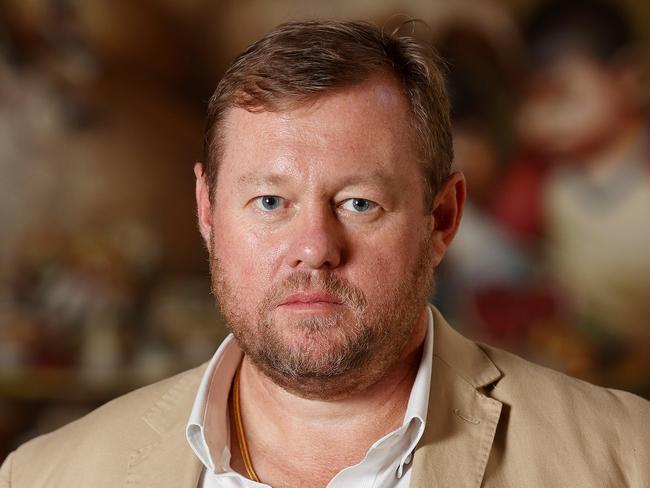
[0,0,219,461]
[432,15,538,346]
[495,0,650,394]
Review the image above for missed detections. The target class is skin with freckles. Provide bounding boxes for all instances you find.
[194,75,465,487]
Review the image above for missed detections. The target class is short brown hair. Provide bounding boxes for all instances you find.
[203,20,452,208]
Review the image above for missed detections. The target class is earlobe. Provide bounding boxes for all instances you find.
[430,171,466,265]
[194,162,213,246]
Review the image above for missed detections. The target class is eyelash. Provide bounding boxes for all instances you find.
[251,196,380,214]
[339,198,378,213]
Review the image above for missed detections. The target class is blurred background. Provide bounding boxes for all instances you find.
[1,0,649,461]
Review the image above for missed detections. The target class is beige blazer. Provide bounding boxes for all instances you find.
[2,307,649,487]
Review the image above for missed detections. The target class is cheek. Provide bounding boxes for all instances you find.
[213,217,281,299]
[346,228,425,295]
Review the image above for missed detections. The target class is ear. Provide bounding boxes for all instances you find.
[194,162,213,247]
[429,171,466,267]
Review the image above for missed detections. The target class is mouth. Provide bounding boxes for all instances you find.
[278,291,343,310]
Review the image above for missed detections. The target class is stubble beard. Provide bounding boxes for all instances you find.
[209,237,434,400]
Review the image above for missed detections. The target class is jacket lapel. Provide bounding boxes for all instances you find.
[124,367,206,488]
[410,307,503,488]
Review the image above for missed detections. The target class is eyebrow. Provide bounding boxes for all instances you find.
[336,171,394,188]
[236,170,394,189]
[237,173,288,187]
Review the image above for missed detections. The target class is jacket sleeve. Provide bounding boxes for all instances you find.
[0,451,13,488]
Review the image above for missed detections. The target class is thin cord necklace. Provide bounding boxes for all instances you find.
[231,364,261,482]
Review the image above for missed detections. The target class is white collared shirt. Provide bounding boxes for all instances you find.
[186,307,434,487]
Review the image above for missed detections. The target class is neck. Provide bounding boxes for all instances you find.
[230,307,428,487]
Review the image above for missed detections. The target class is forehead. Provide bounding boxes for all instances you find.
[217,76,418,186]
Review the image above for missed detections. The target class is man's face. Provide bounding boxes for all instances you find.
[201,76,442,399]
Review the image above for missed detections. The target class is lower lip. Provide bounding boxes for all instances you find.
[278,301,343,312]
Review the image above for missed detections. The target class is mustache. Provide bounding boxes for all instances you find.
[261,272,368,311]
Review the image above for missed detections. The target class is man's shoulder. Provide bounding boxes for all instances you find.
[482,343,650,451]
[472,343,650,485]
[432,307,648,412]
[431,306,650,425]
[2,365,206,487]
[483,342,649,413]
[26,364,205,447]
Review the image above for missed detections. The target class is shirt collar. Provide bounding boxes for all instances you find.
[186,334,242,472]
[396,305,433,476]
[186,305,434,477]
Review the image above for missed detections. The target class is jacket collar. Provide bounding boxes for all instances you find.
[125,366,206,488]
[410,306,503,488]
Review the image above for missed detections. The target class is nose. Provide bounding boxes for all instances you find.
[286,204,343,270]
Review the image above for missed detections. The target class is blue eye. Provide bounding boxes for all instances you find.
[340,198,377,213]
[254,195,284,211]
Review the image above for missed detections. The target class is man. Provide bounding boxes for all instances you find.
[1,20,648,488]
